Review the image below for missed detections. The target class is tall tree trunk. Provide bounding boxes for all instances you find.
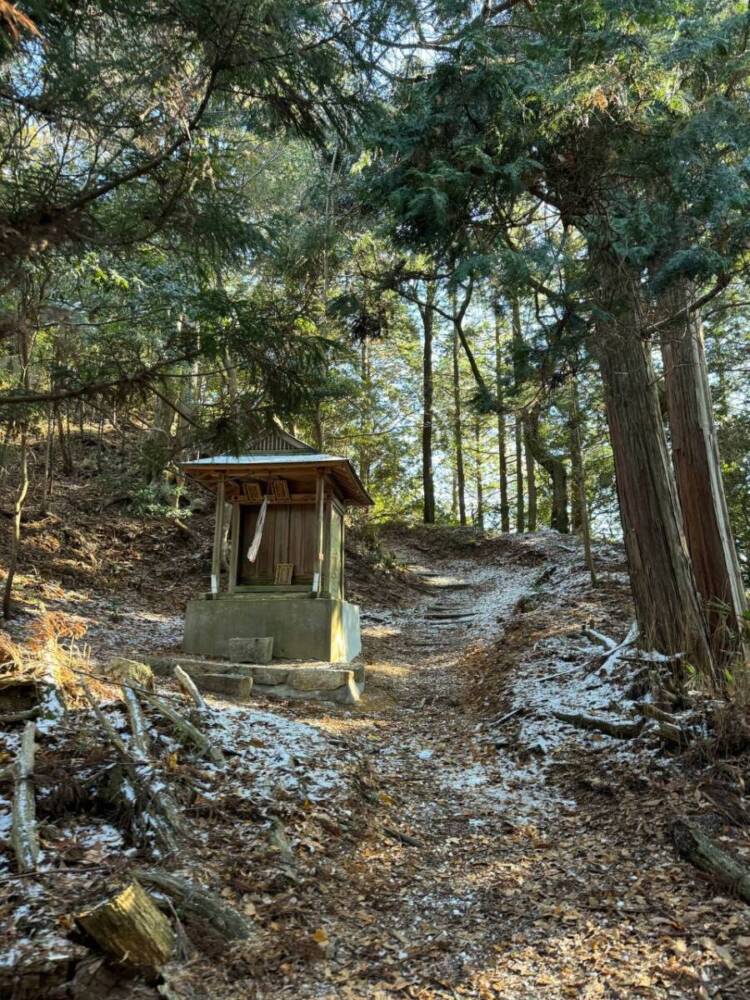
[146,380,177,485]
[57,407,73,475]
[474,415,484,532]
[359,339,371,490]
[3,425,28,619]
[590,254,715,679]
[511,296,525,533]
[514,416,524,532]
[42,403,54,506]
[524,411,569,533]
[523,427,538,531]
[660,283,747,665]
[568,376,597,585]
[494,308,510,532]
[420,284,436,524]
[312,402,324,451]
[452,321,467,526]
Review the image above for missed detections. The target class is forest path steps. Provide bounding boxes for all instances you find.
[265,534,748,1000]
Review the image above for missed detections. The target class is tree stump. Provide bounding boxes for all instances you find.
[77,882,175,970]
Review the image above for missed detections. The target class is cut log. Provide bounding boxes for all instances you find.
[173,666,206,710]
[552,710,646,740]
[672,816,750,903]
[122,685,150,758]
[144,694,224,766]
[77,881,175,970]
[11,721,39,874]
[133,868,253,940]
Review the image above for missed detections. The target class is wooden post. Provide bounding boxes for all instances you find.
[341,517,346,601]
[313,472,325,595]
[211,477,225,596]
[228,501,240,593]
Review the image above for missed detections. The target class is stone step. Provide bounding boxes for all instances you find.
[423,612,476,621]
[143,654,363,704]
[195,673,253,700]
[423,578,471,589]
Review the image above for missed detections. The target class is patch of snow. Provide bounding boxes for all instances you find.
[440,759,576,824]
[204,704,346,803]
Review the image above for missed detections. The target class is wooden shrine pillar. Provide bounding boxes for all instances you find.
[211,476,225,595]
[228,501,240,593]
[313,471,325,595]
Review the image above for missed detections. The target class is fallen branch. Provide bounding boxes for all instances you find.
[0,707,40,725]
[144,693,223,766]
[583,628,618,651]
[488,706,524,728]
[122,685,150,758]
[133,868,253,940]
[383,825,423,848]
[552,710,646,740]
[174,666,206,710]
[635,703,693,746]
[82,683,184,854]
[600,622,639,673]
[672,816,750,903]
[11,721,39,874]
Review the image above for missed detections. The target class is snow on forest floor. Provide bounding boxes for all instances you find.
[2,526,750,999]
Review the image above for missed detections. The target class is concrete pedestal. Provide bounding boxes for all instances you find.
[183,595,362,663]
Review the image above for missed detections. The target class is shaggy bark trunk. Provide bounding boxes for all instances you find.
[420,284,436,524]
[590,255,715,680]
[660,283,747,665]
[452,321,467,526]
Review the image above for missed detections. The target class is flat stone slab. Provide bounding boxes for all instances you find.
[287,666,352,691]
[262,675,362,705]
[228,637,273,664]
[195,673,253,699]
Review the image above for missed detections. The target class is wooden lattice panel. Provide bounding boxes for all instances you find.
[242,482,263,501]
[271,479,290,500]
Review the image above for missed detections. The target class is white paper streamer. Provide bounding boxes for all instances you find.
[246,496,268,563]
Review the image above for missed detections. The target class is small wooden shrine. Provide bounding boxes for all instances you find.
[180,426,372,663]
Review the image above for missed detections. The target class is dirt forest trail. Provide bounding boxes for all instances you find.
[244,531,750,1000]
[3,528,750,1000]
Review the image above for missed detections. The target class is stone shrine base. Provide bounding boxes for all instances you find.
[182,594,362,663]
